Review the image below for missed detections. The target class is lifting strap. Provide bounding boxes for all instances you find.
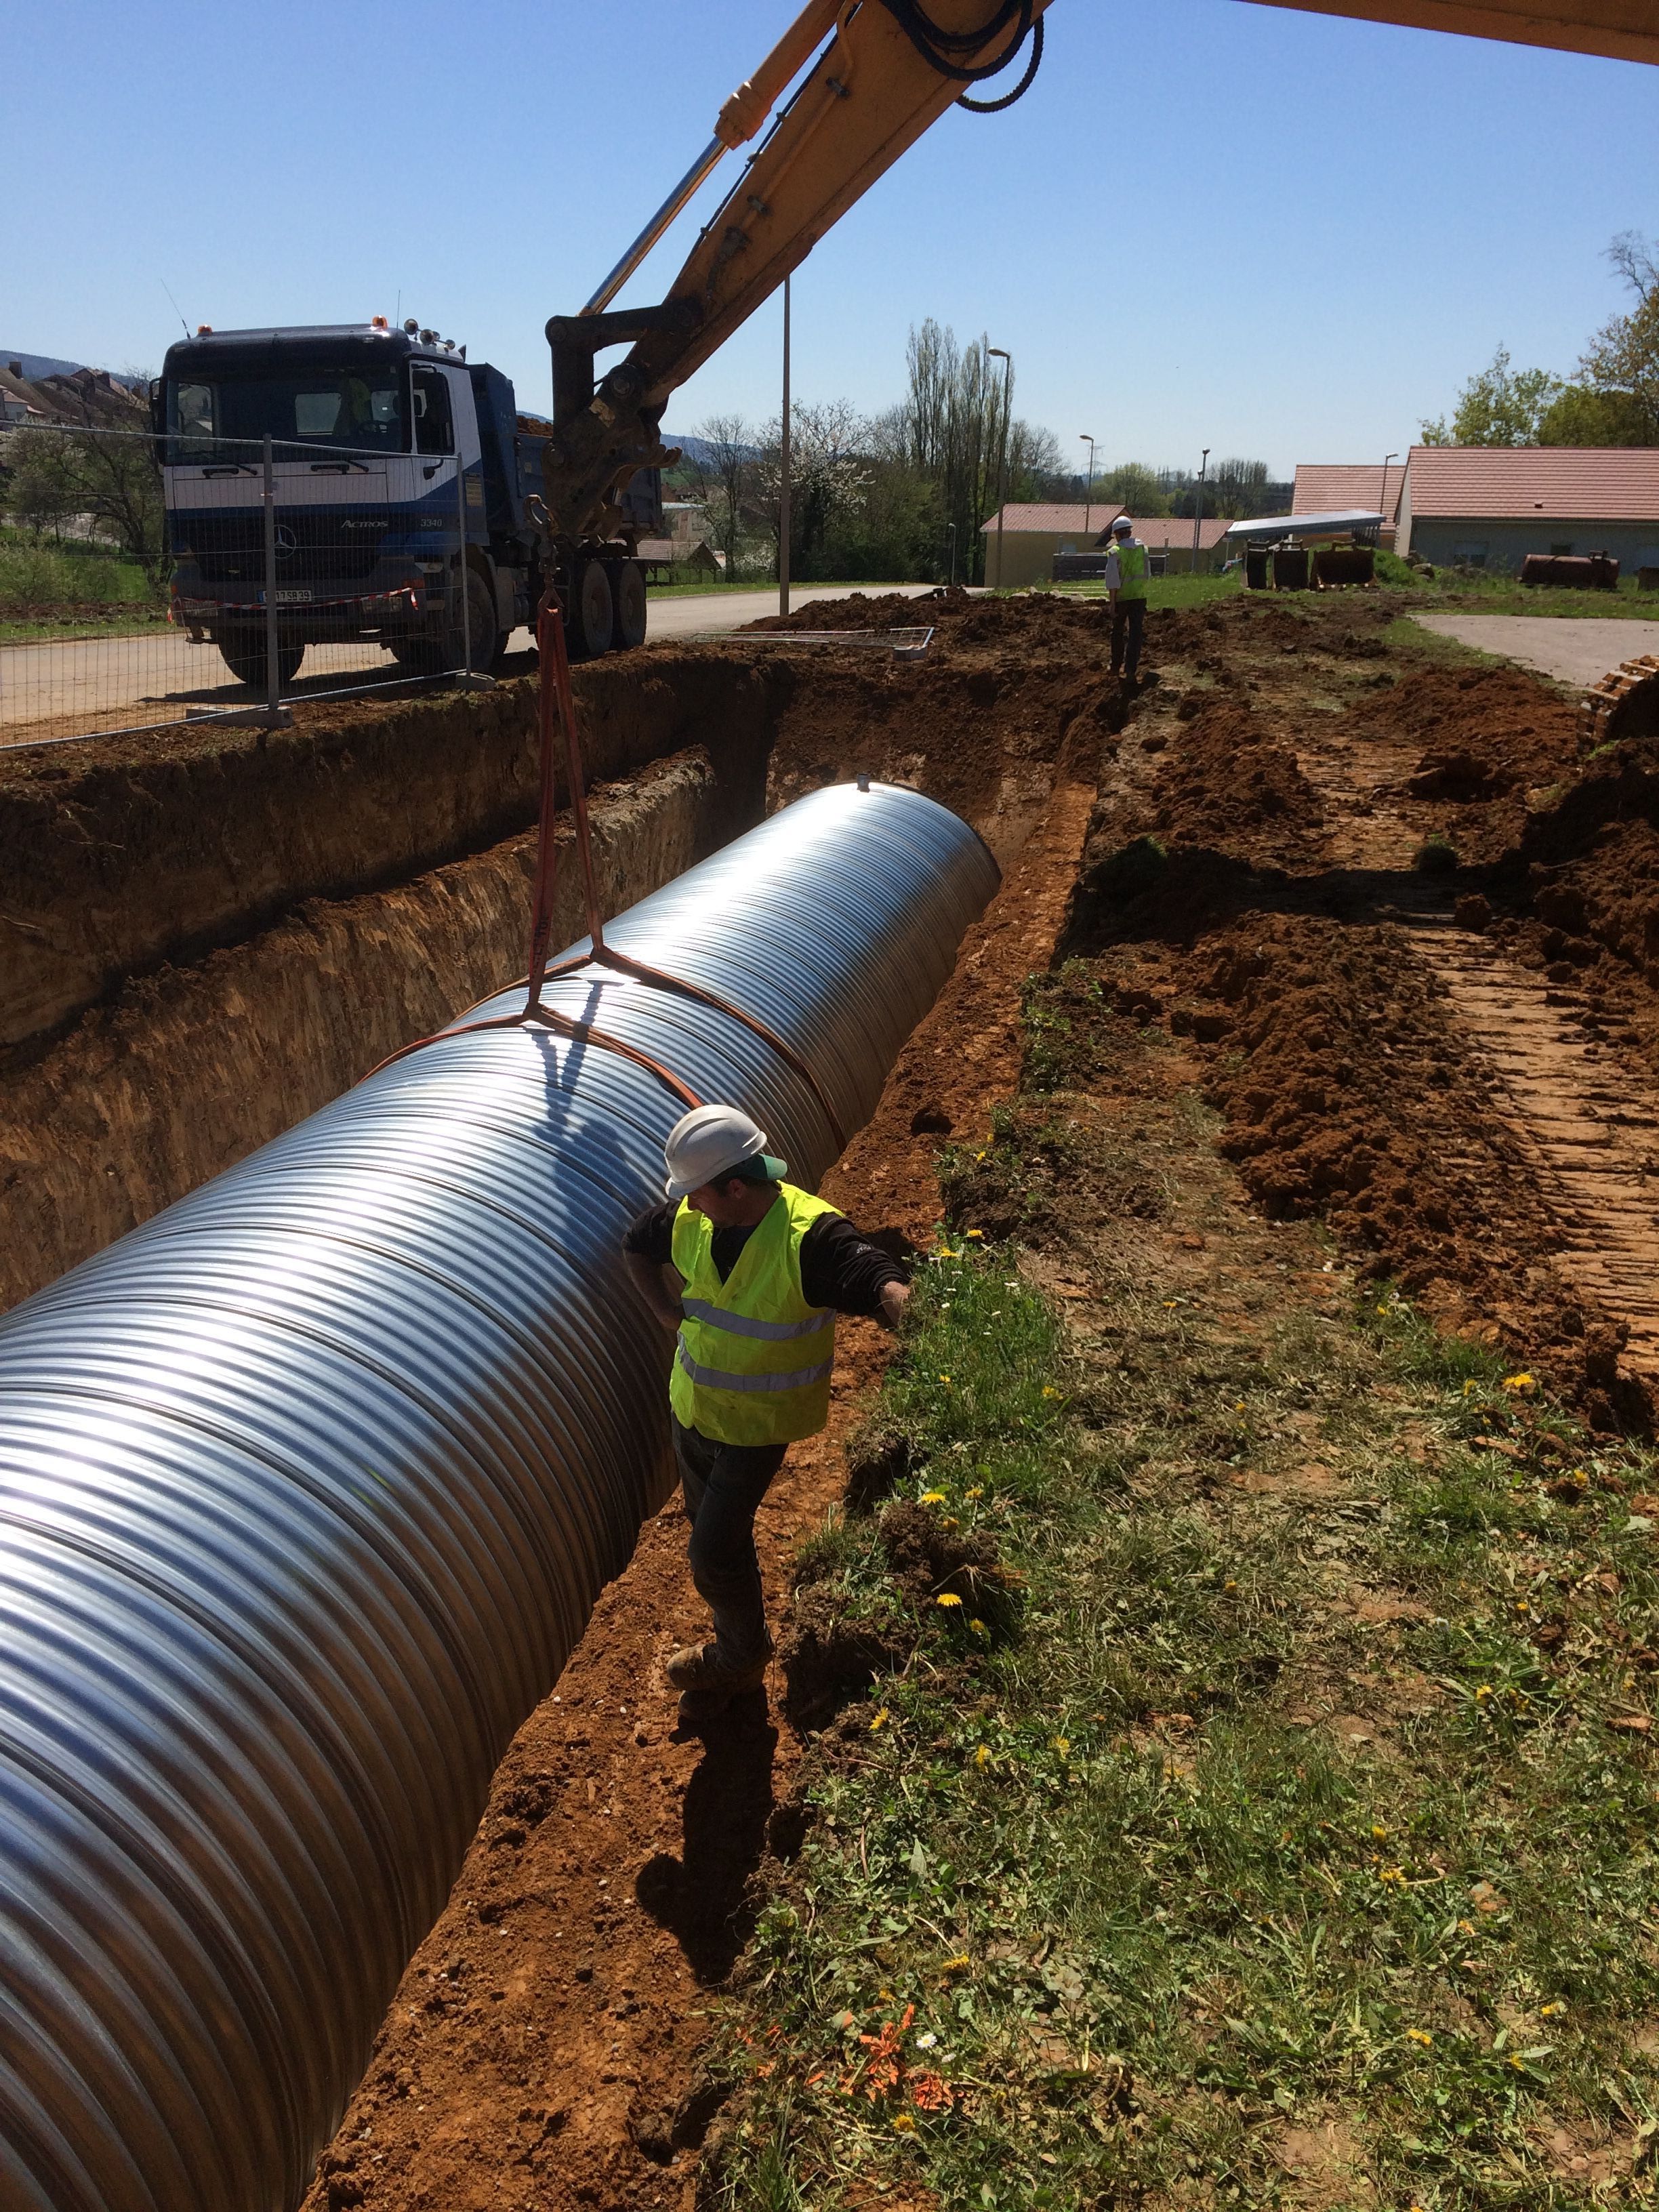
[363,601,847,1154]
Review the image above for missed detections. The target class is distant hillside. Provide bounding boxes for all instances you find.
[663,432,762,470]
[2,350,146,388]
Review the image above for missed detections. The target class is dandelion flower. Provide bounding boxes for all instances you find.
[1052,1736,1071,1755]
[942,1954,970,1972]
[1372,1824,1388,1840]
[1406,2028,1432,2047]
[1042,1385,1060,1399]
[965,1487,983,1500]
[893,2112,916,2131]
[965,1229,984,1239]
[970,1617,988,1636]
[1502,1372,1536,1393]
[1474,1685,1492,1702]
[1540,2001,1563,2017]
[974,1744,991,1766]
[938,1373,952,1385]
[920,1490,947,1505]
[870,1708,890,1732]
[936,1592,963,1609]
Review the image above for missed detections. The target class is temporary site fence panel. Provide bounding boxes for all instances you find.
[0,779,1000,2212]
[1,422,488,753]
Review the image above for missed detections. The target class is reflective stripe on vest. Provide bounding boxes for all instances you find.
[679,1296,828,1343]
[668,1183,842,1445]
[676,1343,834,1394]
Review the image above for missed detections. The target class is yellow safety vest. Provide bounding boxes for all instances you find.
[668,1185,841,1445]
[1113,539,1148,600]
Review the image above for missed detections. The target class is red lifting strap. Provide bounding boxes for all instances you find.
[361,602,846,1156]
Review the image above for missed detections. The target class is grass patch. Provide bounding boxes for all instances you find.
[710,1013,1659,2209]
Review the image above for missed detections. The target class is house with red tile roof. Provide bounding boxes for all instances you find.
[1394,445,1659,574]
[1293,462,1404,545]
[980,503,1230,586]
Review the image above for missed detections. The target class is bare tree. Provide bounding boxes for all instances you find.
[693,412,758,576]
[1578,231,1659,439]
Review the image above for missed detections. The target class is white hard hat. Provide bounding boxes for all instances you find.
[663,1103,787,1200]
[1111,515,1133,535]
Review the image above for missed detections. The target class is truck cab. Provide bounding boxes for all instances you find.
[158,321,657,689]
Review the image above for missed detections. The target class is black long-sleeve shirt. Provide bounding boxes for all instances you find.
[623,1197,904,1319]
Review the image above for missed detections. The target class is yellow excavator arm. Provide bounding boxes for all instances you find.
[538,0,1655,551]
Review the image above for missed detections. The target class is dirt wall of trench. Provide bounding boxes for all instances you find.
[0,651,783,1053]
[0,751,739,1312]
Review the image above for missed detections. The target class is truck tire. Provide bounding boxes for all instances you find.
[217,629,304,691]
[463,567,506,672]
[608,558,647,651]
[570,558,614,659]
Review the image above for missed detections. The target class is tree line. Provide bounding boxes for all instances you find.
[674,318,1281,585]
[1424,230,1658,448]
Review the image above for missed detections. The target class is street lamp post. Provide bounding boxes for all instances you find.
[946,520,958,586]
[778,273,792,617]
[1191,447,1210,573]
[1080,433,1097,540]
[987,346,1012,589]
[1380,450,1399,538]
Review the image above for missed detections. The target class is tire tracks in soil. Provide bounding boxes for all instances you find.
[1291,686,1659,1393]
[300,781,1097,2212]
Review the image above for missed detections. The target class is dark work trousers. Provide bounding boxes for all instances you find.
[673,1418,788,1671]
[1111,595,1147,678]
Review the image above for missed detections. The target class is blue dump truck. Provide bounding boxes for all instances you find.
[156,319,660,687]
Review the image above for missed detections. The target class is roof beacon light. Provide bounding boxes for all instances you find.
[371,315,389,330]
[196,324,213,335]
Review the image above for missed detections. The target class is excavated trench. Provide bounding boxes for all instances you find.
[0,602,1117,1309]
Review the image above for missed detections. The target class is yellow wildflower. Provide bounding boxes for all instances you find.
[920,1490,947,1505]
[870,1708,890,1732]
[936,1593,963,1609]
[974,1744,991,1767]
[938,1372,952,1384]
[1502,1372,1536,1393]
[942,1954,970,1972]
[893,2112,916,2131]
[1406,2028,1433,2047]
[1052,1736,1071,1755]
[1372,1824,1388,1840]
[965,1228,984,1239]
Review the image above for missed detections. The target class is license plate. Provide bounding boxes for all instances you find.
[272,588,314,605]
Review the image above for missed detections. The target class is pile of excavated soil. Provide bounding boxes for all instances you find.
[1349,662,1585,866]
[1145,698,1328,872]
[1079,916,1635,1420]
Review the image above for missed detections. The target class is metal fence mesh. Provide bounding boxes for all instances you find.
[2,420,497,752]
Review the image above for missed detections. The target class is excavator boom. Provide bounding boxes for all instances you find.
[539,0,1656,552]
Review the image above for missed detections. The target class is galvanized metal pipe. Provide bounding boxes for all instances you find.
[0,782,999,2212]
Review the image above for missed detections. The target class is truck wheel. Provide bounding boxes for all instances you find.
[463,568,506,672]
[570,558,614,659]
[217,629,303,690]
[609,558,647,651]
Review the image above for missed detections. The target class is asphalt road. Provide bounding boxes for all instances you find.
[0,585,946,746]
[1410,612,1659,689]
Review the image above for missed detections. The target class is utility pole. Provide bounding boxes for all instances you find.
[1080,433,1097,540]
[988,345,1011,590]
[946,520,958,585]
[1191,447,1210,573]
[778,274,791,617]
[1380,450,1399,538]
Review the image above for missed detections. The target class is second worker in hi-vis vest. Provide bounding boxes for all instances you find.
[623,1104,911,1725]
[1105,511,1150,684]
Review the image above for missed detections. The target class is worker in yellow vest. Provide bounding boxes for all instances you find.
[623,1103,911,1724]
[1105,512,1149,683]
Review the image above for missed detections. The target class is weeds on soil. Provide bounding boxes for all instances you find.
[710,1008,1659,2209]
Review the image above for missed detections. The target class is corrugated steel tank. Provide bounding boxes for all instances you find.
[0,781,999,2212]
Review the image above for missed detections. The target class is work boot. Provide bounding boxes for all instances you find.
[665,1640,770,1721]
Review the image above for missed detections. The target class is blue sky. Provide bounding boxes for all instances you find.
[5,1,1656,476]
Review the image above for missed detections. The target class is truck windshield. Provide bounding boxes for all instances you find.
[167,373,407,459]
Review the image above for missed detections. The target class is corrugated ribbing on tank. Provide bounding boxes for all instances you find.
[0,783,1000,2212]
